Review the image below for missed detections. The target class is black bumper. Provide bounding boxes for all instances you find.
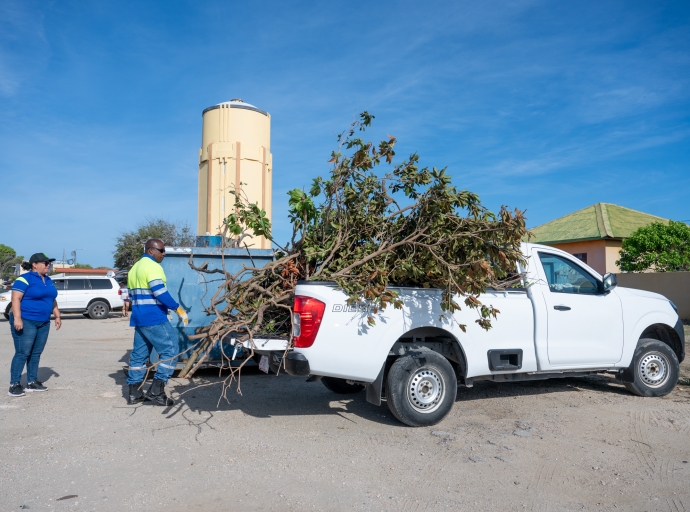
[284,352,310,376]
[674,317,686,363]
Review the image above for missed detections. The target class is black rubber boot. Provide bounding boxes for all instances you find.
[128,384,145,405]
[145,379,174,406]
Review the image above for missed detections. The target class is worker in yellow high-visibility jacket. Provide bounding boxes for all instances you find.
[126,239,188,406]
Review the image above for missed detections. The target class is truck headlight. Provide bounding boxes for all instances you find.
[669,301,678,314]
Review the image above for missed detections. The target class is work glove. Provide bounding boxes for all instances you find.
[175,306,189,326]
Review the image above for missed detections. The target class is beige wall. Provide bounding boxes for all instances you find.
[548,240,606,274]
[603,240,623,274]
[198,103,273,249]
[545,239,623,275]
[616,271,690,320]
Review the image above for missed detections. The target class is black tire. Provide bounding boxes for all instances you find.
[88,301,110,319]
[385,351,457,427]
[321,376,365,394]
[3,305,9,320]
[268,352,283,374]
[624,338,679,397]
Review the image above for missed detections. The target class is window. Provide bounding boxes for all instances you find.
[66,279,89,290]
[53,280,65,290]
[538,253,599,295]
[89,279,113,290]
[572,253,587,264]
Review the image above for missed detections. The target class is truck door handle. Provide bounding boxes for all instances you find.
[553,305,571,311]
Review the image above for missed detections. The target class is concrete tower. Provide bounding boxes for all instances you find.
[198,99,272,249]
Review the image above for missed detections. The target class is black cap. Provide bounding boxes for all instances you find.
[29,253,56,264]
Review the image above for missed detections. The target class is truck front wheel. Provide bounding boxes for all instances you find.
[624,339,679,397]
[385,351,457,427]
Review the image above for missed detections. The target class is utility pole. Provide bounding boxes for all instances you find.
[72,249,84,266]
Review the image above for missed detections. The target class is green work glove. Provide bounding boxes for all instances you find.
[175,306,189,326]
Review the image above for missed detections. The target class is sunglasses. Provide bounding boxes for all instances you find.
[38,261,52,266]
[151,247,166,254]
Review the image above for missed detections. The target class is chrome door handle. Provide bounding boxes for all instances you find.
[553,305,571,311]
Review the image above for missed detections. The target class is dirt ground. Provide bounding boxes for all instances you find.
[1,315,689,512]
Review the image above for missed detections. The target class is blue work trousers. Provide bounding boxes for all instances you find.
[127,321,178,385]
[9,313,51,384]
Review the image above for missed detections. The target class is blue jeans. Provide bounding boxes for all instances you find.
[9,313,51,384]
[127,321,179,385]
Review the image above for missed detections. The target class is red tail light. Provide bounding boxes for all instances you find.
[118,289,122,295]
[292,296,326,348]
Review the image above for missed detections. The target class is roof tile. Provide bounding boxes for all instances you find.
[529,203,667,244]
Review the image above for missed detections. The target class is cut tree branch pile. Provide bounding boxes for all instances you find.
[179,113,528,382]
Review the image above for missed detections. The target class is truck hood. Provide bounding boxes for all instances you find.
[615,286,668,302]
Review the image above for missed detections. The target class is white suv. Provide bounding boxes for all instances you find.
[1,275,124,320]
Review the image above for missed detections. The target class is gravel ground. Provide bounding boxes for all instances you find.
[1,314,689,511]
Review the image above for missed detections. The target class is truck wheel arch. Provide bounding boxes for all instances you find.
[387,327,468,382]
[639,323,684,363]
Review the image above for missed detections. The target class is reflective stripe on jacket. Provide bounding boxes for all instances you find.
[10,272,58,322]
[127,254,179,327]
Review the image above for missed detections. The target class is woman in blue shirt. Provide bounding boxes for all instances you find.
[8,253,62,397]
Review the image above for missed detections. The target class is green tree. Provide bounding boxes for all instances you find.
[617,221,690,272]
[113,219,195,270]
[74,263,93,269]
[0,244,23,277]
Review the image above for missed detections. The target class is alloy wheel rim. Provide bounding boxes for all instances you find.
[407,366,445,414]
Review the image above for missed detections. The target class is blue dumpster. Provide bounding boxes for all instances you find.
[194,235,223,248]
[159,246,275,367]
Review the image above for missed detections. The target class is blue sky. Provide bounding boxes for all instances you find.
[1,0,689,267]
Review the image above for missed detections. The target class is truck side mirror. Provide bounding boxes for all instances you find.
[602,273,617,292]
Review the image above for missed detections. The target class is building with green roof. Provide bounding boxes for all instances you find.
[529,203,668,274]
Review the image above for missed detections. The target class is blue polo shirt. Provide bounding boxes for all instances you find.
[11,272,58,322]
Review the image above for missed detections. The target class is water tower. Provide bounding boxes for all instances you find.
[198,99,272,249]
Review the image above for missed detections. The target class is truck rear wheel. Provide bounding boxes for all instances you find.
[624,339,679,397]
[321,376,365,394]
[385,351,457,427]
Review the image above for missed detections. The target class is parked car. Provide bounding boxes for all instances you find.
[284,242,684,427]
[113,270,128,285]
[1,275,124,320]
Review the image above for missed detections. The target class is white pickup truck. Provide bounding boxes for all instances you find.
[283,243,685,427]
